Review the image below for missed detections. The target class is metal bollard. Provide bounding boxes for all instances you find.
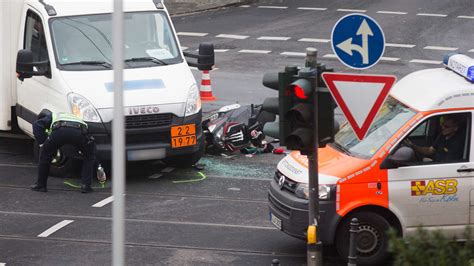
[348,218,359,266]
[271,258,280,266]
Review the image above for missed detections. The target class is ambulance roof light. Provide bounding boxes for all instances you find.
[443,53,474,83]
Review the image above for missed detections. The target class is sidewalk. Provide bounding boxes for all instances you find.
[166,0,249,16]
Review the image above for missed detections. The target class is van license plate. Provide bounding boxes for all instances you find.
[171,124,196,148]
[270,213,282,230]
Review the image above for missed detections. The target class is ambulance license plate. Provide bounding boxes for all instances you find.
[171,124,196,148]
[270,213,282,230]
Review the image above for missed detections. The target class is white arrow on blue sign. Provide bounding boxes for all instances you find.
[331,13,385,69]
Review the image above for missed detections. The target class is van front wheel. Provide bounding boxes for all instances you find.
[49,149,82,178]
[33,141,81,178]
[335,211,392,265]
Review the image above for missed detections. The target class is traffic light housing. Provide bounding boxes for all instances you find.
[284,68,316,154]
[316,64,336,146]
[261,66,298,144]
[261,65,336,154]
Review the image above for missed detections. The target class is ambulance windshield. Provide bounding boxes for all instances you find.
[50,11,182,70]
[333,96,416,159]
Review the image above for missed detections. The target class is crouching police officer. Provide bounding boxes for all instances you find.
[30,112,96,193]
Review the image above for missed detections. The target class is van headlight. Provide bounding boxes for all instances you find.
[294,184,334,200]
[185,84,201,116]
[67,93,101,123]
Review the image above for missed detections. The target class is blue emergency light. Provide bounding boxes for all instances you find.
[443,53,474,82]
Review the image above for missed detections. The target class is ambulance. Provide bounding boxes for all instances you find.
[268,53,474,264]
[1,0,213,176]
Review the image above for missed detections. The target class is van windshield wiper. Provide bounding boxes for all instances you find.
[61,61,112,68]
[124,57,168,65]
[330,142,351,155]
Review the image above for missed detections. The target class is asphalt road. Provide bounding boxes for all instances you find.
[2,0,473,265]
[176,0,474,105]
[0,138,318,265]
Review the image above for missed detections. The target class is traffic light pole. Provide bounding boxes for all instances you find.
[306,48,323,266]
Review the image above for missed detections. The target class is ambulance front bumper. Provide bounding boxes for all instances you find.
[268,176,341,245]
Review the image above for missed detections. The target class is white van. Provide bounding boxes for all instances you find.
[1,0,213,175]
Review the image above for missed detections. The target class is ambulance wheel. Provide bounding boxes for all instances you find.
[336,211,392,265]
[164,140,204,168]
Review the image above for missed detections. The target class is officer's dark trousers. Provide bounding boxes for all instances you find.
[36,127,96,187]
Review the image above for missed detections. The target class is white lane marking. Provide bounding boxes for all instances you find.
[148,173,163,179]
[214,49,229,53]
[424,46,458,51]
[38,220,74,238]
[257,36,290,41]
[239,49,271,54]
[258,5,288,9]
[239,5,250,8]
[297,7,327,11]
[298,38,330,43]
[380,57,400,62]
[377,11,407,15]
[161,167,175,173]
[281,51,306,57]
[416,13,447,17]
[0,263,5,266]
[177,32,208,37]
[216,34,249,39]
[181,46,188,50]
[410,59,442,65]
[469,49,474,53]
[458,15,474,19]
[92,196,114,208]
[386,43,416,48]
[337,9,366,12]
[323,54,338,58]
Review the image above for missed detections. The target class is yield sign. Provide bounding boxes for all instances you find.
[322,73,396,140]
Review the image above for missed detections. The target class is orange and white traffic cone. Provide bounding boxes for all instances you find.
[200,70,216,101]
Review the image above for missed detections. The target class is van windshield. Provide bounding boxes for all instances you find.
[50,11,182,70]
[332,96,416,159]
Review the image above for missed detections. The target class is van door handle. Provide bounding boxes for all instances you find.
[457,168,474,173]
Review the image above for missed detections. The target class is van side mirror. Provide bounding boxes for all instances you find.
[16,49,50,81]
[183,43,214,71]
[380,146,415,169]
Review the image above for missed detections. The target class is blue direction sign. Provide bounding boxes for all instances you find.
[331,14,385,69]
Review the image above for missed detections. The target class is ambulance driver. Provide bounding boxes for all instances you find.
[406,115,464,163]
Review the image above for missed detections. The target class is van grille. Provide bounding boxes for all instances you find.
[274,171,297,193]
[125,114,173,129]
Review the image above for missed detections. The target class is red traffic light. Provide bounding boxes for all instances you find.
[293,85,308,99]
[290,79,312,100]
